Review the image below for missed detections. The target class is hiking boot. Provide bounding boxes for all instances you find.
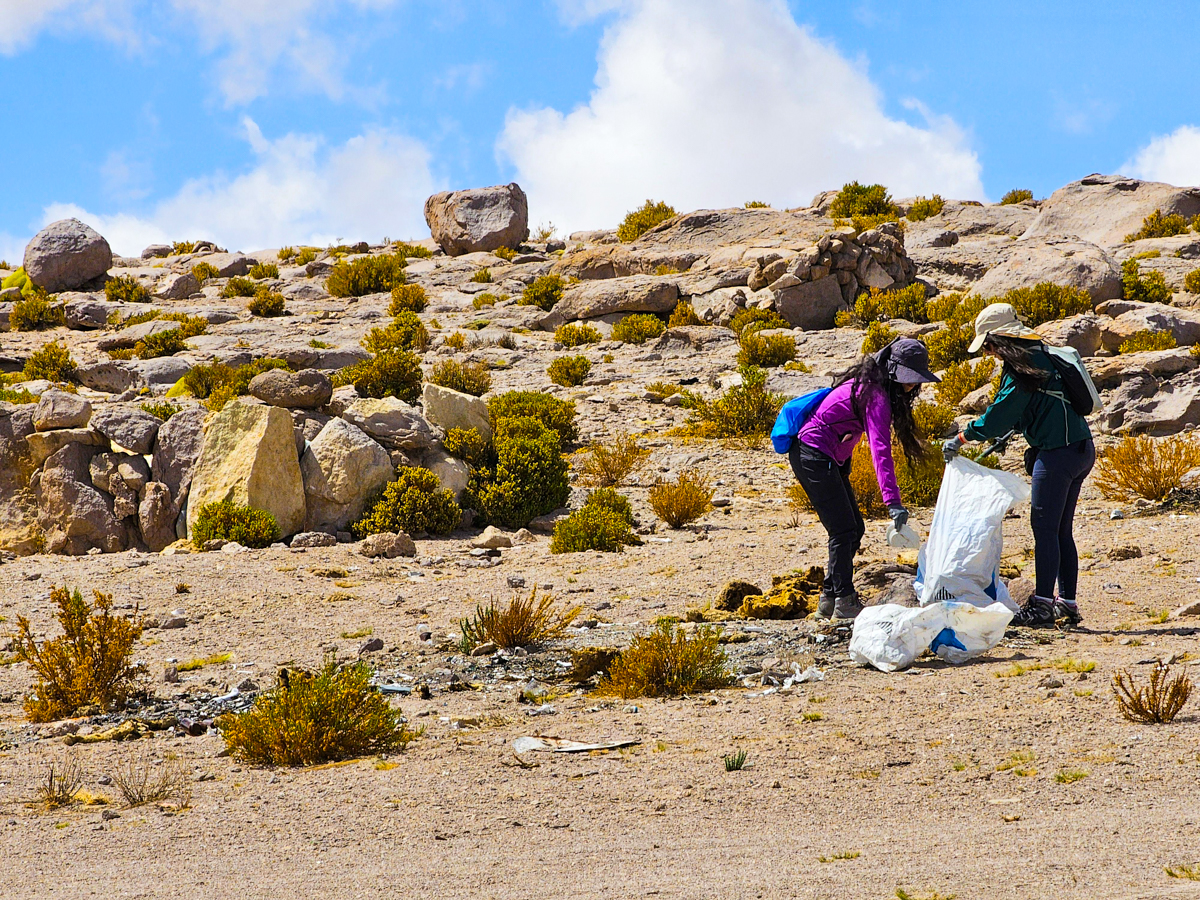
[831,592,863,620]
[1053,598,1083,627]
[1012,596,1056,629]
[817,592,835,619]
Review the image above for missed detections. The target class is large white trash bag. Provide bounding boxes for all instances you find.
[848,604,950,673]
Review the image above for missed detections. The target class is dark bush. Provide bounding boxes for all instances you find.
[11,290,65,331]
[488,390,577,445]
[519,275,564,311]
[611,313,665,344]
[829,181,900,219]
[547,355,591,386]
[472,416,569,529]
[326,253,407,297]
[22,341,76,382]
[248,287,286,317]
[363,310,428,353]
[191,499,281,549]
[333,350,422,403]
[353,467,461,537]
[1122,259,1171,304]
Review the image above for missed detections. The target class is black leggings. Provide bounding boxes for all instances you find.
[789,441,865,599]
[1030,439,1095,601]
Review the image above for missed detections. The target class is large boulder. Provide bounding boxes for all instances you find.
[155,271,199,300]
[151,405,207,505]
[33,390,92,432]
[248,368,333,409]
[196,252,252,277]
[547,275,679,324]
[138,481,179,551]
[774,275,845,330]
[35,442,127,555]
[1035,313,1103,356]
[299,418,393,533]
[0,404,40,554]
[971,238,1121,302]
[421,382,491,441]
[90,405,161,454]
[75,360,142,394]
[423,447,470,500]
[424,183,529,256]
[1022,175,1200,249]
[23,219,112,293]
[186,400,305,537]
[62,294,118,329]
[341,398,436,451]
[1096,302,1200,352]
[1101,368,1200,435]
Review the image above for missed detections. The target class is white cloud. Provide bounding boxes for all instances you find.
[42,118,439,257]
[1126,126,1200,187]
[0,0,139,54]
[501,0,984,234]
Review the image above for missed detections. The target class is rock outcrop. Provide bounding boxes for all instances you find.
[424,183,529,256]
[299,417,393,533]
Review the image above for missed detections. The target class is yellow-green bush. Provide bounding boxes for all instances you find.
[1125,209,1190,243]
[488,390,577,445]
[22,341,76,382]
[913,401,956,439]
[473,292,498,310]
[389,284,427,314]
[219,657,419,766]
[737,330,796,367]
[140,401,179,421]
[935,357,996,406]
[191,499,280,548]
[249,262,279,279]
[547,355,591,387]
[248,287,286,317]
[668,300,702,327]
[925,291,986,326]
[599,622,731,699]
[325,253,407,298]
[13,586,144,722]
[277,246,296,261]
[519,274,564,311]
[392,241,433,260]
[649,469,713,528]
[555,322,602,346]
[1186,269,1200,294]
[1095,434,1200,501]
[470,268,492,284]
[353,467,461,537]
[907,195,945,222]
[550,489,640,554]
[494,246,517,262]
[611,313,665,344]
[617,200,677,242]
[839,284,929,326]
[1000,189,1034,205]
[333,350,422,404]
[220,276,257,298]
[185,358,290,411]
[363,310,428,354]
[862,321,898,355]
[1,267,34,298]
[682,365,784,439]
[829,181,901,219]
[1004,282,1093,327]
[1122,259,1172,304]
[104,274,150,304]
[459,588,578,652]
[579,432,649,487]
[730,307,788,336]
[11,290,65,331]
[444,427,490,467]
[191,261,219,283]
[443,331,467,350]
[429,359,491,396]
[744,200,770,209]
[295,247,318,266]
[1119,329,1177,354]
[172,240,197,254]
[848,440,943,517]
[470,416,570,528]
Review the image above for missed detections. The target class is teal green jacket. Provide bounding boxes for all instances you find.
[963,346,1092,450]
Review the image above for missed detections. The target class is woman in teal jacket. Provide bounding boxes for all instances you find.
[942,303,1094,629]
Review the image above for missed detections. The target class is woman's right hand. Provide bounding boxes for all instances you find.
[942,434,964,462]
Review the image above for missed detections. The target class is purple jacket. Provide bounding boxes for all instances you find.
[796,380,902,508]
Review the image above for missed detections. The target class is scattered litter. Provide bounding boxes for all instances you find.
[511,736,640,754]
[524,704,557,717]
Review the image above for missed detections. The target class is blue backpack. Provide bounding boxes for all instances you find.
[770,388,832,454]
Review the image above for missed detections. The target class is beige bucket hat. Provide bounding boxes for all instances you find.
[968,302,1041,354]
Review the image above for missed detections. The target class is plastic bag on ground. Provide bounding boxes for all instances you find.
[848,603,950,673]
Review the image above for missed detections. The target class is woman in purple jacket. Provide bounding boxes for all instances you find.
[792,338,939,619]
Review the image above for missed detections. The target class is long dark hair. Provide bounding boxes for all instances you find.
[834,353,926,463]
[983,334,1048,393]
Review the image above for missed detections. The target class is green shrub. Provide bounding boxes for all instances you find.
[11,290,65,331]
[333,350,422,403]
[389,284,427,314]
[729,307,788,336]
[829,182,901,219]
[471,417,569,529]
[1,267,33,297]
[392,241,433,260]
[191,261,219,283]
[132,329,187,359]
[172,241,197,254]
[547,355,592,386]
[838,284,928,326]
[363,310,428,353]
[218,656,420,766]
[668,300,702,327]
[599,622,732,699]
[459,587,579,650]
[579,432,649,486]
[249,262,279,279]
[555,322,602,347]
[1133,250,1161,260]
[682,365,783,439]
[140,401,179,421]
[472,292,500,310]
[104,275,150,304]
[471,268,493,284]
[23,341,76,382]
[220,276,257,298]
[181,362,233,399]
[191,499,280,548]
[444,427,490,468]
[325,253,407,297]
[1125,209,1190,243]
[248,287,286,317]
[611,313,665,344]
[278,246,296,261]
[519,274,564,311]
[429,359,491,396]
[494,246,517,262]
[1185,269,1200,294]
[353,467,461,537]
[922,323,972,369]
[0,386,36,403]
[906,195,945,222]
[550,501,640,554]
[737,331,795,367]
[488,390,577,445]
[913,401,957,439]
[617,200,677,242]
[861,321,898,355]
[187,358,290,410]
[935,357,997,406]
[1122,259,1172,304]
[444,332,466,350]
[1003,282,1093,327]
[1119,329,1177,354]
[1000,189,1034,205]
[295,247,318,266]
[744,200,770,209]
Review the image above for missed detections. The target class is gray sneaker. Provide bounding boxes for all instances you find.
[832,592,863,620]
[817,592,835,619]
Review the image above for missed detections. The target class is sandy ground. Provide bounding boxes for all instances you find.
[3,458,1200,900]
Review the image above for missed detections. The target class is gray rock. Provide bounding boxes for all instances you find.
[151,405,207,505]
[280,281,328,302]
[971,238,1121,302]
[75,360,141,394]
[197,252,253,277]
[141,244,172,259]
[423,446,470,500]
[342,397,436,451]
[1035,313,1103,356]
[358,531,416,558]
[248,368,333,409]
[90,406,161,454]
[291,531,337,548]
[300,417,393,533]
[62,295,117,330]
[1102,368,1200,435]
[25,428,106,469]
[155,271,199,300]
[774,275,845,330]
[548,275,679,323]
[424,183,529,256]
[33,390,92,432]
[97,318,183,351]
[421,382,491,441]
[36,442,127,555]
[134,357,191,387]
[1097,302,1200,352]
[22,219,112,293]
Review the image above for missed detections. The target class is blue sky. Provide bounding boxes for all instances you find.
[1,0,1198,260]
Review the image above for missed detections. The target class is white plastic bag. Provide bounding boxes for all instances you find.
[928,601,1017,665]
[848,603,950,673]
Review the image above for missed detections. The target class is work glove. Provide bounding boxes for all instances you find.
[942,434,964,463]
[888,506,909,529]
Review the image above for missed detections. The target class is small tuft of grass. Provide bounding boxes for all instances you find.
[459,588,579,650]
[112,752,191,809]
[341,627,374,639]
[1166,864,1200,881]
[996,750,1036,776]
[818,850,861,863]
[36,758,84,808]
[1054,768,1088,784]
[599,622,731,699]
[723,749,748,771]
[802,711,823,722]
[176,653,231,672]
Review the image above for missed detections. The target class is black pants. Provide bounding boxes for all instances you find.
[789,441,865,599]
[1030,439,1095,601]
